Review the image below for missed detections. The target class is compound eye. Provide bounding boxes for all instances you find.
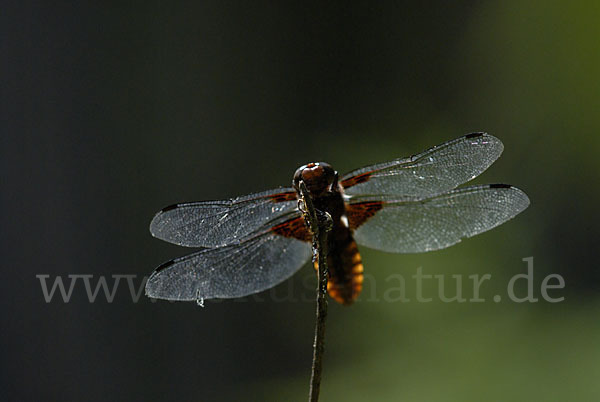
[293,162,336,195]
[293,167,304,187]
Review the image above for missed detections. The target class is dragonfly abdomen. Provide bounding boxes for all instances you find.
[314,225,363,305]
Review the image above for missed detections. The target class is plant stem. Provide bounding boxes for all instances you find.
[299,181,331,402]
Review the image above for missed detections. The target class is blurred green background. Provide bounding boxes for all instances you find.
[3,1,599,401]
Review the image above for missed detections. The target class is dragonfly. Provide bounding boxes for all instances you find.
[145,133,529,305]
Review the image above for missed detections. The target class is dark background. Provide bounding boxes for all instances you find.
[2,2,599,401]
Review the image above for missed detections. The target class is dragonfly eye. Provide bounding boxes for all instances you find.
[293,162,336,196]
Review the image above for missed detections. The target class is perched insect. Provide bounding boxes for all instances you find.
[146,133,529,305]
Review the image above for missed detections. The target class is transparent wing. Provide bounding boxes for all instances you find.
[341,133,504,197]
[145,231,312,301]
[149,188,298,248]
[351,184,530,253]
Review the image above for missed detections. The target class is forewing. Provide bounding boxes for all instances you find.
[145,231,312,301]
[149,188,298,247]
[341,133,504,197]
[350,184,529,253]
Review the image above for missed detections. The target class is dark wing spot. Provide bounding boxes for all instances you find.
[341,172,372,189]
[271,216,312,242]
[153,258,176,273]
[489,183,512,189]
[465,132,485,139]
[346,201,384,230]
[160,204,179,213]
[269,191,298,203]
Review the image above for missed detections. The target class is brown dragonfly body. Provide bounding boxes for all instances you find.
[292,162,367,304]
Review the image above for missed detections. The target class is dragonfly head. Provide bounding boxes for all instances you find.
[293,162,338,197]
